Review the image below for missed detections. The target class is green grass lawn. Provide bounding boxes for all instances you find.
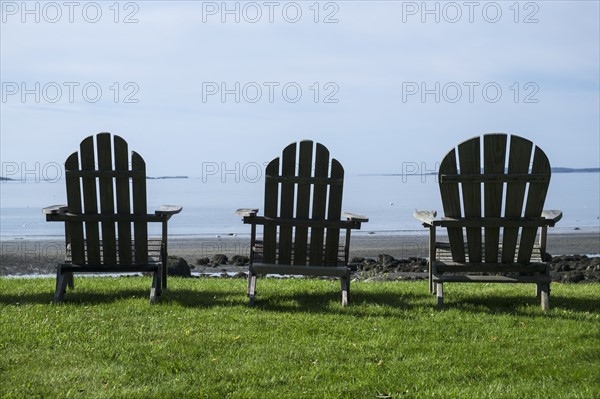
[1,276,599,399]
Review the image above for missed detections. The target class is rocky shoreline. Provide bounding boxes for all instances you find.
[167,253,600,284]
[2,233,598,283]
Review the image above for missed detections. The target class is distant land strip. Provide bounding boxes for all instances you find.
[146,176,189,180]
[1,169,598,181]
[0,175,189,181]
[363,167,600,176]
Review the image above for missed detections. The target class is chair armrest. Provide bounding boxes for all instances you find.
[236,208,259,217]
[414,210,437,226]
[342,212,369,222]
[42,205,68,215]
[542,210,562,224]
[155,205,183,216]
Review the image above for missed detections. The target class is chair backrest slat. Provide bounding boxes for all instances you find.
[114,135,132,264]
[501,136,533,262]
[483,134,507,262]
[439,149,466,262]
[65,152,85,264]
[458,136,482,263]
[293,141,313,265]
[308,143,330,266]
[132,152,148,265]
[263,158,280,263]
[80,136,101,264]
[278,143,297,265]
[324,159,344,265]
[97,133,117,265]
[518,146,551,262]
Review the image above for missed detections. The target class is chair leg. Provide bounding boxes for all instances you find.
[162,266,168,290]
[429,261,435,294]
[157,265,163,297]
[247,272,257,307]
[161,246,168,290]
[341,277,349,307]
[150,270,160,304]
[435,283,444,308]
[540,283,550,311]
[54,271,68,304]
[347,275,351,297]
[66,272,74,290]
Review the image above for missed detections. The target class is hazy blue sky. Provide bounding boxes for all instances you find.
[1,1,599,177]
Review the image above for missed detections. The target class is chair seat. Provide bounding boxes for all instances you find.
[64,239,163,264]
[250,263,350,277]
[58,263,161,273]
[435,242,546,264]
[434,243,549,274]
[432,274,552,283]
[253,240,345,265]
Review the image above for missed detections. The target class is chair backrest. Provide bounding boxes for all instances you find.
[65,132,149,266]
[439,134,551,264]
[262,140,344,266]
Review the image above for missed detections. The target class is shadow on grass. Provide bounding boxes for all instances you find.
[440,293,600,318]
[0,288,246,307]
[0,287,166,305]
[237,290,434,317]
[0,285,431,317]
[2,279,598,320]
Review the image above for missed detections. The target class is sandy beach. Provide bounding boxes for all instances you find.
[1,232,598,276]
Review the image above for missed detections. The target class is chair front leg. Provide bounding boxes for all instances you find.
[161,218,169,290]
[341,275,349,307]
[428,225,436,294]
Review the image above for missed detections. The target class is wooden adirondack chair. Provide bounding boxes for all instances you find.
[414,133,562,310]
[43,132,182,304]
[236,140,368,306]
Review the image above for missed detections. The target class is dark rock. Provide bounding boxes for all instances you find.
[359,258,378,271]
[555,262,571,272]
[212,254,228,265]
[377,254,395,265]
[188,251,600,285]
[167,256,191,277]
[231,255,249,266]
[364,276,387,282]
[560,271,585,283]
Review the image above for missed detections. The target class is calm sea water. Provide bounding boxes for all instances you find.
[1,173,598,239]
